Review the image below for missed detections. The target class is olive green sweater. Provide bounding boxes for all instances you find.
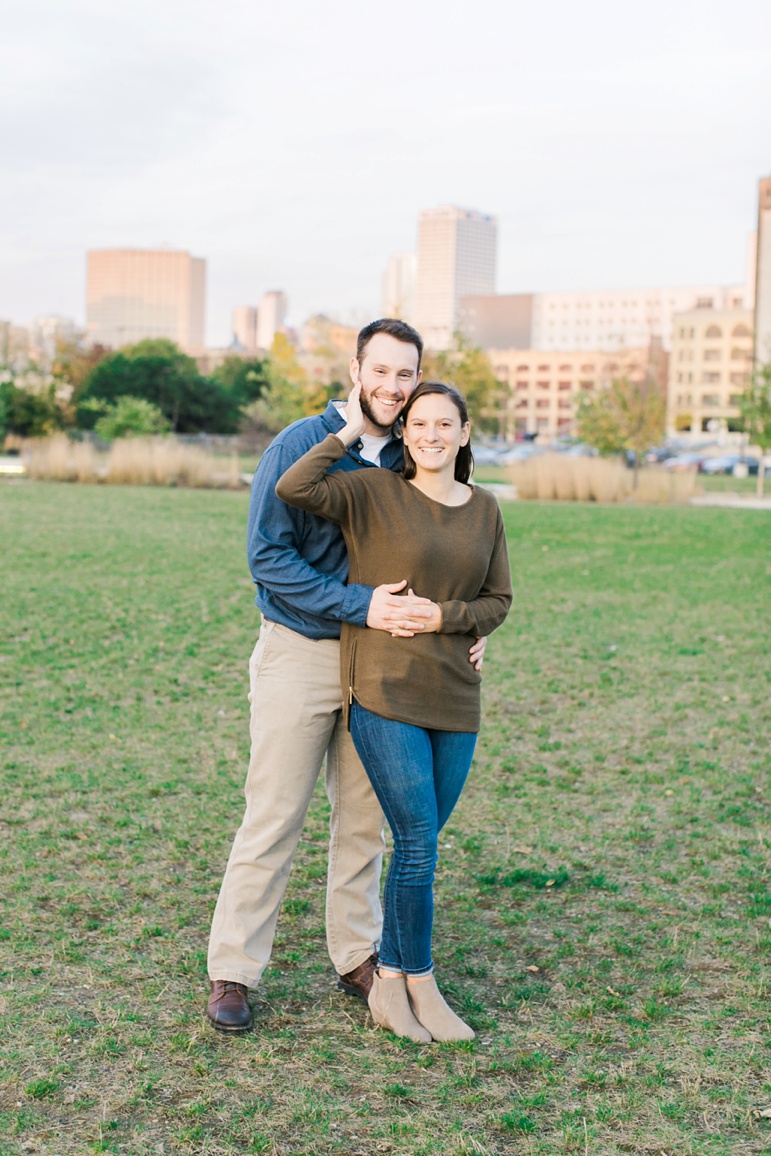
[276,434,513,732]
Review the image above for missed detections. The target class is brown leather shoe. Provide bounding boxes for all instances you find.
[207,980,253,1032]
[337,953,378,1002]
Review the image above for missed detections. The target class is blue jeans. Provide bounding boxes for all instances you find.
[349,702,477,976]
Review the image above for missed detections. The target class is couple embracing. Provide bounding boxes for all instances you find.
[207,318,512,1043]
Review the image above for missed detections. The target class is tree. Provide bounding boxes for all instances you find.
[421,333,501,432]
[50,340,109,426]
[0,380,63,438]
[737,363,771,497]
[577,376,665,487]
[77,339,232,433]
[242,334,311,434]
[94,396,171,440]
[211,355,270,414]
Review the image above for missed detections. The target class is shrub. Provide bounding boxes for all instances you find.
[94,396,171,440]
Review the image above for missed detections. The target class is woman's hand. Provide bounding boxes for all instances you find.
[390,590,442,636]
[336,381,367,448]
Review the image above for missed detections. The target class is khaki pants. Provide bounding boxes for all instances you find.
[208,620,385,987]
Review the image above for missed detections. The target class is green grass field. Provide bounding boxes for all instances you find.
[1,482,770,1156]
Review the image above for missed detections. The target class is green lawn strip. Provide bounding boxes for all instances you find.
[1,483,769,1155]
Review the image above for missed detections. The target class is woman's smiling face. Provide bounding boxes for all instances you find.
[402,392,470,474]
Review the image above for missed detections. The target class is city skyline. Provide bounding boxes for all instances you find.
[2,0,769,344]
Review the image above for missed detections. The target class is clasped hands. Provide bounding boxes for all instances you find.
[366,581,487,670]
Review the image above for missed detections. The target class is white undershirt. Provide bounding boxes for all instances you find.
[359,432,392,466]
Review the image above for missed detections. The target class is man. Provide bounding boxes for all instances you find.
[207,318,485,1032]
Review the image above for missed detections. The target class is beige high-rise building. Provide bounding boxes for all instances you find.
[232,306,259,352]
[753,176,771,364]
[256,291,287,352]
[667,308,754,436]
[86,249,206,352]
[415,206,497,350]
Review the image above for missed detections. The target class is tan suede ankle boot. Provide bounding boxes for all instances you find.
[406,974,475,1042]
[368,972,432,1044]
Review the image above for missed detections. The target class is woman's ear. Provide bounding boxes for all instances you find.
[460,423,471,447]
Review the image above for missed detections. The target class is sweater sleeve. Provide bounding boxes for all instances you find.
[250,440,372,627]
[438,507,512,636]
[275,433,355,525]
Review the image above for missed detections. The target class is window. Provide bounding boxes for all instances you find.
[536,380,549,389]
[703,349,721,361]
[701,394,720,406]
[731,324,751,338]
[696,297,714,309]
[515,399,528,410]
[537,364,549,372]
[558,381,571,391]
[580,364,595,372]
[535,399,549,409]
[579,380,593,390]
[516,381,528,391]
[558,364,571,372]
[495,365,510,379]
[704,325,722,338]
[731,347,751,361]
[702,372,720,384]
[558,397,572,409]
[729,394,743,405]
[516,364,529,373]
[729,372,749,385]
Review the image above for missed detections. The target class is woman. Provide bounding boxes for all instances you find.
[276,381,512,1043]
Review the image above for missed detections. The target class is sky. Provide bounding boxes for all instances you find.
[2,0,770,347]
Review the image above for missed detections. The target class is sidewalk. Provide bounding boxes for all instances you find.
[690,492,771,510]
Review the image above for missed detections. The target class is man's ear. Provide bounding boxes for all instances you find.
[349,357,360,386]
[417,369,423,385]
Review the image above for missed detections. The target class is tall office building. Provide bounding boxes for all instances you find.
[382,252,417,322]
[753,176,771,364]
[415,206,497,350]
[232,306,259,352]
[256,291,287,352]
[86,249,206,352]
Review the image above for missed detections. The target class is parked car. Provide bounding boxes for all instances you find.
[471,444,504,465]
[662,450,713,471]
[497,444,546,464]
[700,454,760,476]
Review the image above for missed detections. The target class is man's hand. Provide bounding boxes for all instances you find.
[469,636,487,671]
[367,581,435,636]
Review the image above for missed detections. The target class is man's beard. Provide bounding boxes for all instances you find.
[359,387,402,434]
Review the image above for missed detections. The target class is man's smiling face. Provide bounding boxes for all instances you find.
[350,332,422,435]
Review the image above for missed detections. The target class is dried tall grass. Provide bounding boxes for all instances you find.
[505,453,698,504]
[24,435,103,483]
[22,436,242,488]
